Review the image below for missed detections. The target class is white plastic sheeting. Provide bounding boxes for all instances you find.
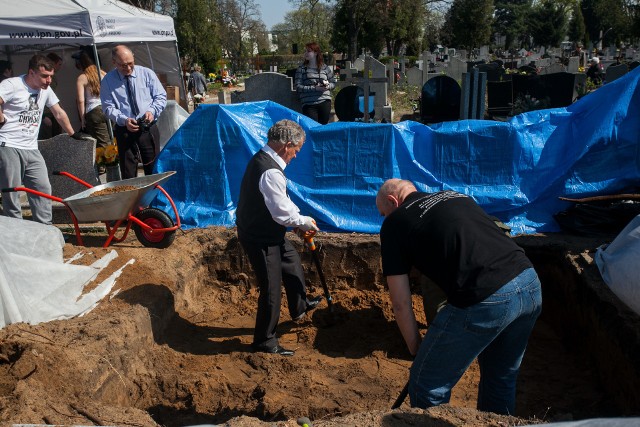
[595,214,640,316]
[0,216,128,328]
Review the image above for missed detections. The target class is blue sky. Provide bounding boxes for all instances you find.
[256,0,294,30]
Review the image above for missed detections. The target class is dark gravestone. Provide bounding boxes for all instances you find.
[629,61,639,71]
[539,72,578,108]
[466,60,486,71]
[285,68,297,79]
[420,75,461,124]
[487,80,513,117]
[38,134,100,224]
[334,85,375,122]
[460,69,487,119]
[605,63,628,83]
[512,73,545,102]
[475,62,505,82]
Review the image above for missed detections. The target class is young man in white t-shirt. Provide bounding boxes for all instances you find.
[0,54,76,224]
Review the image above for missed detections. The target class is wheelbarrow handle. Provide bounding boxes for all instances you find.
[52,171,94,189]
[2,186,64,202]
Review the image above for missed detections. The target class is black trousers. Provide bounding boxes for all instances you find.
[302,99,332,125]
[114,123,159,179]
[239,237,308,348]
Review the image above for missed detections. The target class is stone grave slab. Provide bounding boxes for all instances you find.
[38,134,100,224]
[406,67,423,87]
[230,72,301,112]
[605,64,628,84]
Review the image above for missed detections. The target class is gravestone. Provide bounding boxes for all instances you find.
[475,62,505,82]
[229,72,301,112]
[539,72,580,108]
[457,49,468,61]
[486,80,513,118]
[38,134,100,224]
[447,57,466,83]
[339,61,358,81]
[353,58,365,71]
[406,67,423,87]
[535,58,551,68]
[567,57,580,73]
[605,63,628,83]
[460,69,487,120]
[420,75,461,124]
[539,62,565,75]
[478,46,490,62]
[334,85,374,122]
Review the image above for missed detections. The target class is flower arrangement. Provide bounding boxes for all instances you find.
[221,74,238,87]
[96,143,119,166]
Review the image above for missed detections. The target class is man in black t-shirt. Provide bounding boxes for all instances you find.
[377,179,542,415]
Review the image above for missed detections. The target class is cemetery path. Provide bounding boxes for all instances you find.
[0,227,612,426]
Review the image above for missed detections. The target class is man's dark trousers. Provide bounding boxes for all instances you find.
[114,123,159,179]
[240,238,307,348]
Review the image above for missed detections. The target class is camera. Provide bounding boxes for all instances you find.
[137,118,151,131]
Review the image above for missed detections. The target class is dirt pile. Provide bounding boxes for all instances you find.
[0,227,623,426]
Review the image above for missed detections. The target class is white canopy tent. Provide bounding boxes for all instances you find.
[0,0,185,130]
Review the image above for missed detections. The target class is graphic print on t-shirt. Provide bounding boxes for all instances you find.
[19,92,41,136]
[403,190,467,218]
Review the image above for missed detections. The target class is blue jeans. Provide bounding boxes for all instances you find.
[409,268,542,415]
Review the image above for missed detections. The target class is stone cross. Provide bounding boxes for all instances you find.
[348,56,389,121]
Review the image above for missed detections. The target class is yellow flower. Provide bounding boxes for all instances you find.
[95,147,105,164]
[96,142,119,166]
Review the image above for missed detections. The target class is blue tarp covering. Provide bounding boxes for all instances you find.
[155,66,640,235]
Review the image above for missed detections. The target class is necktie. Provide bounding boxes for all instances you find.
[125,75,139,118]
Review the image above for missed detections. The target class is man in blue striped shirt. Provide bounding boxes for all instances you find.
[101,45,166,179]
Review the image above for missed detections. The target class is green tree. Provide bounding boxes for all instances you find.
[273,1,334,54]
[529,0,568,49]
[581,0,627,48]
[175,0,221,72]
[567,2,586,46]
[493,0,533,50]
[218,0,263,72]
[332,0,376,61]
[445,0,494,50]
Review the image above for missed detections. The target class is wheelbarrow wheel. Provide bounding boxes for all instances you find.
[133,208,176,248]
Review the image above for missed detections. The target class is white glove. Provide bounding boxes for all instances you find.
[299,216,319,232]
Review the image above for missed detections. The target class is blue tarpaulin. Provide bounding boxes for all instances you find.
[155,66,640,235]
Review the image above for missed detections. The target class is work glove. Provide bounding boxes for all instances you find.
[298,216,319,232]
[71,131,89,140]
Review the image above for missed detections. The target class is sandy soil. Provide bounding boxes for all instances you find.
[0,225,618,426]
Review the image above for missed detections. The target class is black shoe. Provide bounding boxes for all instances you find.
[293,295,324,321]
[252,344,295,356]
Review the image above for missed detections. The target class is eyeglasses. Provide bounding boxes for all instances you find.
[115,61,134,69]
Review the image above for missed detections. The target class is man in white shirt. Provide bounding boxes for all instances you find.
[0,54,76,224]
[236,119,322,356]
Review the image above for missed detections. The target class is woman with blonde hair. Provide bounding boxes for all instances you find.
[294,42,336,124]
[74,50,110,153]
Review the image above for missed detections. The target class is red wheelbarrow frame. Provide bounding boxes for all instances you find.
[2,171,181,248]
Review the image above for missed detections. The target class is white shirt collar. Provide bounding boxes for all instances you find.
[262,144,287,170]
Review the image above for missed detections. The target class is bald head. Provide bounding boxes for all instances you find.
[112,45,135,76]
[376,179,417,217]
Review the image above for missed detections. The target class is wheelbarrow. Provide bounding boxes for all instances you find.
[2,171,180,248]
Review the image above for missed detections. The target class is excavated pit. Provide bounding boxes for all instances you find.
[1,228,639,426]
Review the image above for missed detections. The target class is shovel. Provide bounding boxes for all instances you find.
[297,229,334,313]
